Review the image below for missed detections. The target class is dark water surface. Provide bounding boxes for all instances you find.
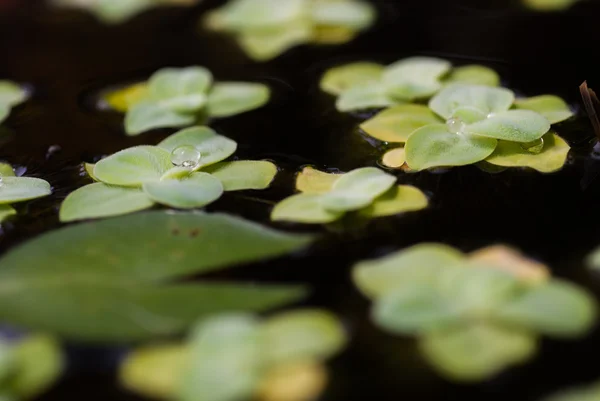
[3,0,600,400]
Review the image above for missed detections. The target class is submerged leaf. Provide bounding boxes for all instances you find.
[382,57,452,101]
[468,245,550,284]
[464,109,551,142]
[360,104,440,143]
[381,148,406,168]
[445,65,500,87]
[514,95,574,124]
[142,173,224,209]
[336,83,393,112]
[125,101,196,136]
[320,62,384,96]
[429,84,514,119]
[311,25,356,44]
[359,185,428,217]
[271,193,343,224]
[207,82,270,118]
[0,177,52,204]
[94,145,172,186]
[202,160,277,191]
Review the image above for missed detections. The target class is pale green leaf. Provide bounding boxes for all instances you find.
[125,101,196,136]
[420,323,537,381]
[271,193,343,224]
[59,183,154,222]
[405,123,498,170]
[352,243,465,298]
[261,309,347,366]
[216,0,307,30]
[450,106,488,124]
[495,280,597,338]
[359,185,428,217]
[207,82,270,118]
[179,315,263,401]
[84,163,99,181]
[0,205,16,223]
[514,95,574,124]
[311,24,357,44]
[445,65,500,87]
[429,84,515,119]
[142,172,224,209]
[202,161,277,191]
[360,104,441,143]
[0,177,52,204]
[157,126,237,170]
[381,147,406,168]
[382,57,452,101]
[321,167,396,212]
[147,67,212,113]
[94,145,172,186]
[295,167,341,194]
[238,21,313,61]
[311,1,375,30]
[320,62,384,96]
[485,132,570,173]
[87,0,154,24]
[0,81,27,107]
[464,109,550,142]
[336,83,394,112]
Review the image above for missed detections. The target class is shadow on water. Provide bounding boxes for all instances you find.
[3,0,600,400]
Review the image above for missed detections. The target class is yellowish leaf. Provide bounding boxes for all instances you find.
[381,148,406,168]
[257,359,328,401]
[469,245,550,284]
[295,167,341,194]
[359,185,428,217]
[104,82,148,112]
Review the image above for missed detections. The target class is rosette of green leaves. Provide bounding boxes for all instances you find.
[0,335,63,401]
[0,163,52,224]
[60,126,278,222]
[0,81,28,125]
[102,66,270,135]
[202,0,376,61]
[352,243,597,381]
[270,166,428,224]
[51,0,200,24]
[359,85,573,172]
[320,57,501,112]
[118,309,347,401]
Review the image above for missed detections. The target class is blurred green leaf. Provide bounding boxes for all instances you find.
[207,82,270,118]
[336,83,394,112]
[0,177,51,205]
[514,95,573,124]
[271,193,343,224]
[445,65,500,87]
[202,160,277,191]
[429,84,514,119]
[382,57,451,101]
[142,173,224,209]
[359,185,428,217]
[320,62,384,96]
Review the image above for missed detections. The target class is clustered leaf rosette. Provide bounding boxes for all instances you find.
[0,81,28,125]
[119,309,346,401]
[102,66,271,136]
[352,243,597,381]
[320,56,501,112]
[0,163,52,224]
[60,126,278,222]
[202,0,376,61]
[50,0,200,24]
[271,166,428,224]
[0,335,63,401]
[359,84,574,172]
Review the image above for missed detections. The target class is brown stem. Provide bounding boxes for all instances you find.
[579,80,600,140]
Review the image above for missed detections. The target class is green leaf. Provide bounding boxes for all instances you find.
[359,185,428,217]
[94,145,172,186]
[0,177,52,204]
[405,123,497,170]
[464,109,550,142]
[237,21,313,61]
[216,0,307,30]
[445,65,500,87]
[202,161,277,191]
[0,105,8,124]
[311,1,375,30]
[271,193,343,224]
[84,163,99,181]
[360,104,441,143]
[261,309,347,366]
[321,167,396,212]
[429,84,514,119]
[485,132,570,173]
[382,57,452,101]
[59,183,154,222]
[0,211,312,341]
[147,67,212,113]
[320,62,384,96]
[0,81,27,107]
[381,148,406,168]
[103,82,148,112]
[335,83,394,112]
[514,95,574,124]
[420,323,537,382]
[541,381,600,401]
[0,205,16,223]
[495,280,597,338]
[0,341,13,383]
[179,314,263,401]
[207,82,270,118]
[125,101,196,136]
[352,243,465,298]
[4,335,64,399]
[85,0,154,24]
[158,126,237,170]
[142,173,224,209]
[295,167,341,194]
[0,164,12,178]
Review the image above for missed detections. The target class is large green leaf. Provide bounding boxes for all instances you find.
[359,104,441,143]
[147,67,212,113]
[142,173,224,209]
[207,82,270,118]
[125,102,196,136]
[444,65,500,87]
[0,177,52,205]
[464,110,551,142]
[60,183,154,222]
[429,84,514,119]
[0,211,312,341]
[94,146,172,186]
[202,161,277,191]
[320,62,384,96]
[514,95,574,124]
[382,57,451,101]
[405,124,497,170]
[310,1,375,30]
[271,193,343,224]
[335,83,394,112]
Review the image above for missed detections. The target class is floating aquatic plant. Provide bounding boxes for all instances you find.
[102,66,270,135]
[0,335,63,400]
[202,0,376,61]
[353,244,596,381]
[539,380,600,401]
[50,0,201,24]
[360,85,573,172]
[271,166,428,224]
[0,81,28,125]
[0,163,52,223]
[60,126,277,222]
[320,57,501,112]
[0,210,312,341]
[119,309,346,401]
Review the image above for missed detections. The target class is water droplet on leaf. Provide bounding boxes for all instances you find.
[520,138,544,154]
[446,117,466,134]
[170,145,201,168]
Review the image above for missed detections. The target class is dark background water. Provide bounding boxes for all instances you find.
[3,0,600,400]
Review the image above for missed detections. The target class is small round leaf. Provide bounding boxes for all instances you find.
[207,82,270,118]
[360,104,441,143]
[125,101,196,136]
[103,82,148,112]
[94,145,172,186]
[148,67,212,113]
[359,185,428,217]
[311,1,375,30]
[202,160,277,191]
[464,109,551,142]
[445,65,500,87]
[381,147,406,168]
[429,84,515,119]
[0,177,51,204]
[142,172,224,209]
[295,167,341,194]
[238,22,313,61]
[335,83,394,112]
[514,95,574,124]
[217,0,307,30]
[382,57,452,101]
[271,193,343,224]
[320,62,384,96]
